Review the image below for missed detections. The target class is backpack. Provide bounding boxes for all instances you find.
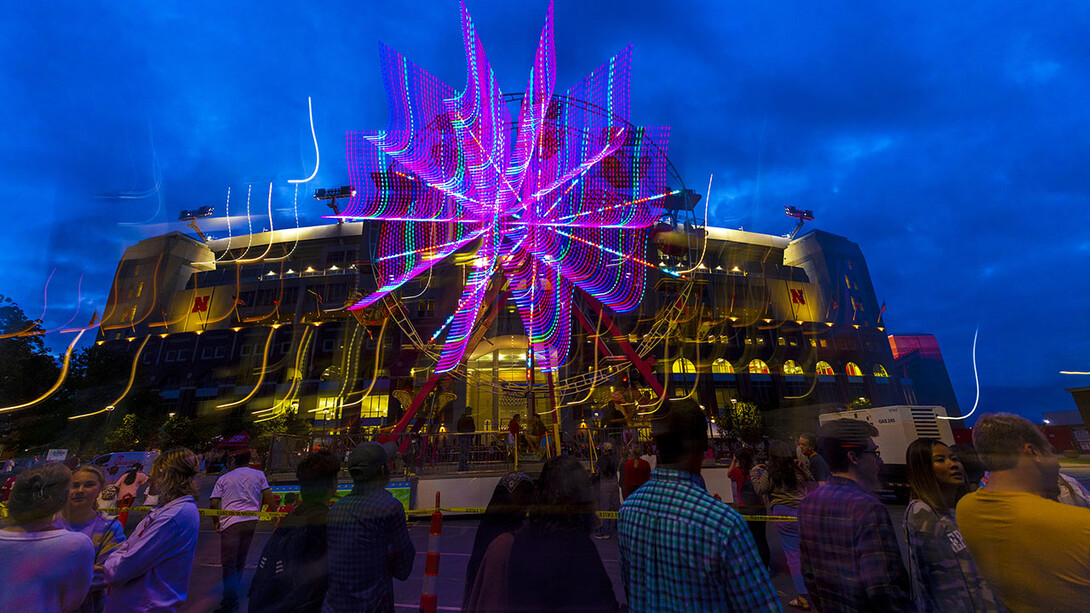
[248,516,326,611]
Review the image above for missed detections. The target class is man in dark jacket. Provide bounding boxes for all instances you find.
[248,450,341,613]
[456,407,476,472]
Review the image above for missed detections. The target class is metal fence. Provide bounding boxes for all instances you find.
[267,424,656,477]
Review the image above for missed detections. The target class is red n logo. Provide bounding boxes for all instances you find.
[790,289,806,305]
[192,296,210,313]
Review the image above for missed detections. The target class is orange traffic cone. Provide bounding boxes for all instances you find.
[420,492,442,613]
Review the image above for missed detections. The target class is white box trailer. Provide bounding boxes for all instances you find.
[818,405,955,500]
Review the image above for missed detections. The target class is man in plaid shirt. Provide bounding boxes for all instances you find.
[323,442,414,613]
[618,399,780,612]
[798,418,913,612]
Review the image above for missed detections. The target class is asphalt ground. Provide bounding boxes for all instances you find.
[149,465,1090,612]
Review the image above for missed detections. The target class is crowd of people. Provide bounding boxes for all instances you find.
[2,403,1089,612]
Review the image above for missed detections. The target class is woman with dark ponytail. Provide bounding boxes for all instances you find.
[0,462,95,612]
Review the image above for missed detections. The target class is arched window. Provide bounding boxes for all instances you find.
[845,362,863,376]
[816,361,835,376]
[672,358,696,374]
[873,363,889,378]
[748,359,770,374]
[712,358,734,374]
[783,360,803,375]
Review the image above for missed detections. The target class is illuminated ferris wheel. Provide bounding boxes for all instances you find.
[334,2,703,410]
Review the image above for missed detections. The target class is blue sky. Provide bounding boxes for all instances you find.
[2,1,1086,423]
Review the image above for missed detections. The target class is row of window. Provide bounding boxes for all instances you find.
[672,358,889,378]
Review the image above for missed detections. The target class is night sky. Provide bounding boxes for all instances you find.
[2,1,1086,423]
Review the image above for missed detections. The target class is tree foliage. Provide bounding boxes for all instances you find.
[104,413,142,450]
[730,400,764,444]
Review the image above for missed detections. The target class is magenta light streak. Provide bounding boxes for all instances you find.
[342,0,672,373]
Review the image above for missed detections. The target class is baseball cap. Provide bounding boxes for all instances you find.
[346,441,398,480]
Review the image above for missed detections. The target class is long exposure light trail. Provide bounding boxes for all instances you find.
[0,329,86,414]
[69,335,151,420]
[288,97,320,184]
[217,325,277,410]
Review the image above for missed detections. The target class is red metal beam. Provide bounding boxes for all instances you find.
[584,297,664,397]
[388,371,444,454]
[572,306,614,360]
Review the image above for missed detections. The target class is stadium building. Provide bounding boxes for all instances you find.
[93,211,952,435]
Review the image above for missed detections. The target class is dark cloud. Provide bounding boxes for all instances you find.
[2,0,1085,421]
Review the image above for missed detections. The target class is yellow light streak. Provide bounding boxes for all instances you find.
[0,329,86,414]
[69,335,151,420]
[217,326,277,410]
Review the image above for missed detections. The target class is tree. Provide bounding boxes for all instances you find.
[850,397,873,411]
[0,295,60,407]
[730,400,763,444]
[0,295,65,451]
[253,409,312,455]
[160,414,198,450]
[104,414,142,450]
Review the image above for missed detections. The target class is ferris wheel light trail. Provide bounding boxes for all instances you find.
[938,327,979,421]
[338,0,672,373]
[288,97,320,184]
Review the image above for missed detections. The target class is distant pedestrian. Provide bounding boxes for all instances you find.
[209,450,277,613]
[0,462,94,613]
[752,440,812,610]
[457,407,476,472]
[621,446,650,499]
[618,398,779,612]
[525,413,547,456]
[249,450,341,613]
[798,418,913,612]
[463,472,535,611]
[103,448,200,613]
[726,447,771,571]
[323,441,414,613]
[594,442,620,539]
[956,413,1090,612]
[507,414,522,456]
[60,464,126,613]
[506,455,619,612]
[797,432,829,486]
[903,438,1001,612]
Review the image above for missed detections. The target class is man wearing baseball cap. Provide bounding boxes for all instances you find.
[322,441,415,613]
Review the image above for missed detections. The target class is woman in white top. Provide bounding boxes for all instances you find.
[103,448,200,613]
[0,462,95,613]
[60,464,126,613]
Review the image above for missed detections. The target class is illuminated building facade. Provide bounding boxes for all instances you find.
[94,220,932,433]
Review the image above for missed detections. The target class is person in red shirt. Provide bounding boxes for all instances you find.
[621,447,650,499]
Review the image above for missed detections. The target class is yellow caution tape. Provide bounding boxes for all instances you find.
[95,505,794,522]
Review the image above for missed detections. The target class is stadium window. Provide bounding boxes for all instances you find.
[783,360,803,375]
[745,337,754,345]
[671,358,696,374]
[748,359,770,374]
[873,363,889,377]
[712,358,734,374]
[845,362,863,376]
[816,361,835,375]
[809,339,817,347]
[777,336,786,346]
